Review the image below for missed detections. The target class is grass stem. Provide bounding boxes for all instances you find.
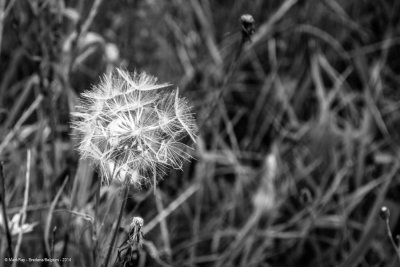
[93,177,101,265]
[384,217,400,263]
[103,185,129,267]
[0,161,13,257]
[12,150,31,267]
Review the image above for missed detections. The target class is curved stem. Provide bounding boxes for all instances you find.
[103,185,129,267]
[385,218,400,263]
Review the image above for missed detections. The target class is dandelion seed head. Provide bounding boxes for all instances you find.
[71,68,197,186]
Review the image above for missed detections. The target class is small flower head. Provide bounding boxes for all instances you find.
[128,216,144,248]
[71,68,197,186]
[380,206,390,221]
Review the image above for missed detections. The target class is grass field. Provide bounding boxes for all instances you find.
[0,0,400,266]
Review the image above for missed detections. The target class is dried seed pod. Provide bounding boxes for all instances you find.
[240,14,255,41]
[128,217,144,248]
[380,206,390,221]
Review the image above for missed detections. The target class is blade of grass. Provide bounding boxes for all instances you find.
[103,185,129,267]
[144,184,199,234]
[0,0,5,57]
[0,161,13,257]
[12,150,31,267]
[155,189,172,261]
[1,75,38,133]
[44,176,69,266]
[0,94,43,155]
[247,0,298,51]
[189,0,222,67]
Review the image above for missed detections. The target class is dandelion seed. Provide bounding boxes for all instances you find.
[71,68,197,186]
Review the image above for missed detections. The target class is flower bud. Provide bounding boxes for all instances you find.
[379,206,390,221]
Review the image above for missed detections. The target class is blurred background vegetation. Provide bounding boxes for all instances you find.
[0,0,400,266]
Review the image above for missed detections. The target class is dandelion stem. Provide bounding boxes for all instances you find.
[0,161,13,257]
[103,185,129,267]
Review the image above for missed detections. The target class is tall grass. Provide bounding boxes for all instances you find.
[0,0,400,266]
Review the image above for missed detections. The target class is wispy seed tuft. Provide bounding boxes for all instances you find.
[71,68,197,186]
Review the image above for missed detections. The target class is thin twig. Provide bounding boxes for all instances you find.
[103,185,129,267]
[0,161,13,257]
[12,150,31,267]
